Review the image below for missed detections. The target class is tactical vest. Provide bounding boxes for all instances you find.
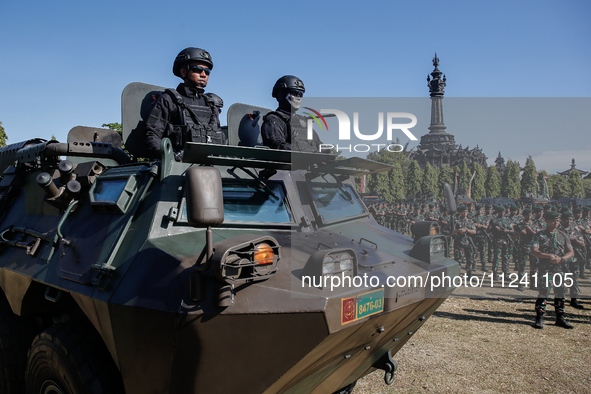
[164,89,225,150]
[263,111,318,153]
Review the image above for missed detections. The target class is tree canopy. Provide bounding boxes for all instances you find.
[0,121,7,147]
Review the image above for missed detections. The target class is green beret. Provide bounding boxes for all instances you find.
[583,206,591,212]
[543,205,551,210]
[544,211,560,220]
[457,205,468,212]
[428,203,434,208]
[522,209,532,215]
[561,211,573,219]
[510,205,518,211]
[485,204,492,209]
[532,206,542,212]
[560,206,569,213]
[493,205,504,212]
[573,208,582,214]
[475,204,482,210]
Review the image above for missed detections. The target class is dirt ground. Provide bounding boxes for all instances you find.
[355,293,591,393]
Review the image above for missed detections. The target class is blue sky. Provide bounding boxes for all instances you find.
[1,0,590,173]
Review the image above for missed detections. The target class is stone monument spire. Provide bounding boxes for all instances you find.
[426,53,447,134]
[411,54,487,169]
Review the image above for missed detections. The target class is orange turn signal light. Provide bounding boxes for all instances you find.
[430,227,438,235]
[254,244,274,265]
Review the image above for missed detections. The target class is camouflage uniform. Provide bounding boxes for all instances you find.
[513,216,535,281]
[490,209,515,277]
[471,209,489,272]
[531,228,572,320]
[561,223,584,300]
[529,212,545,283]
[454,216,476,273]
[482,207,495,271]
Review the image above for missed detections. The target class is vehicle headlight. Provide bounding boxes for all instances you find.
[211,234,280,285]
[409,235,448,264]
[302,249,358,289]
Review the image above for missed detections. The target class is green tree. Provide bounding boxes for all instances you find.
[365,147,409,202]
[102,122,122,134]
[421,162,439,198]
[485,166,501,198]
[520,156,537,196]
[405,160,423,197]
[501,160,521,198]
[582,178,591,198]
[471,163,486,200]
[568,169,584,197]
[458,161,471,192]
[438,166,455,199]
[0,121,7,147]
[548,174,570,200]
[102,122,149,162]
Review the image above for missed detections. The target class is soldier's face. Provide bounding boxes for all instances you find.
[546,218,559,231]
[182,61,210,88]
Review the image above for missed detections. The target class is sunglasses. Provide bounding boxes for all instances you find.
[188,65,211,75]
[288,90,303,97]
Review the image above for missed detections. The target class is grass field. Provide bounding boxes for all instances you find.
[355,294,591,393]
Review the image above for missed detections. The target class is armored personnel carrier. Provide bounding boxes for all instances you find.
[0,83,459,394]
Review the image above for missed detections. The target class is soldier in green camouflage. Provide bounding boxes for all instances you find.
[561,211,585,309]
[528,206,545,289]
[530,211,575,329]
[482,204,494,272]
[424,203,438,222]
[507,205,521,269]
[453,205,477,276]
[489,205,517,279]
[574,207,591,278]
[406,205,424,231]
[471,205,489,273]
[513,208,536,291]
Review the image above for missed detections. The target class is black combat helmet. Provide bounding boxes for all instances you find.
[272,75,305,98]
[173,47,213,78]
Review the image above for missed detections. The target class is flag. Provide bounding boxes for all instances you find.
[542,174,549,199]
[535,172,540,195]
[467,170,476,198]
[360,175,366,193]
[454,172,459,195]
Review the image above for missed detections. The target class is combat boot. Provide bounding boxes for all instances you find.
[532,312,544,329]
[555,315,574,329]
[570,299,584,309]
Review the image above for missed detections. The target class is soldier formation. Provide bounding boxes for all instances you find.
[367,200,591,329]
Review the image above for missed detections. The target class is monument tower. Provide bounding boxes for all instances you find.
[411,54,487,169]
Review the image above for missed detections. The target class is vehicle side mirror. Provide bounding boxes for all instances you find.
[185,166,224,227]
[443,183,456,215]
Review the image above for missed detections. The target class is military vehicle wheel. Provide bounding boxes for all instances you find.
[332,381,356,394]
[0,293,32,394]
[25,323,124,394]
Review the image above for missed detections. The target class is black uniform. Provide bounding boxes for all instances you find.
[261,110,321,152]
[144,83,225,159]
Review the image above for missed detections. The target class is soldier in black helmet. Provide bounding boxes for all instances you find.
[144,47,226,161]
[261,75,322,152]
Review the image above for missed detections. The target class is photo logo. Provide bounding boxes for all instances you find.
[303,107,329,133]
[305,109,418,153]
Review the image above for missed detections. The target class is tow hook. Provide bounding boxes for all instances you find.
[373,349,398,385]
